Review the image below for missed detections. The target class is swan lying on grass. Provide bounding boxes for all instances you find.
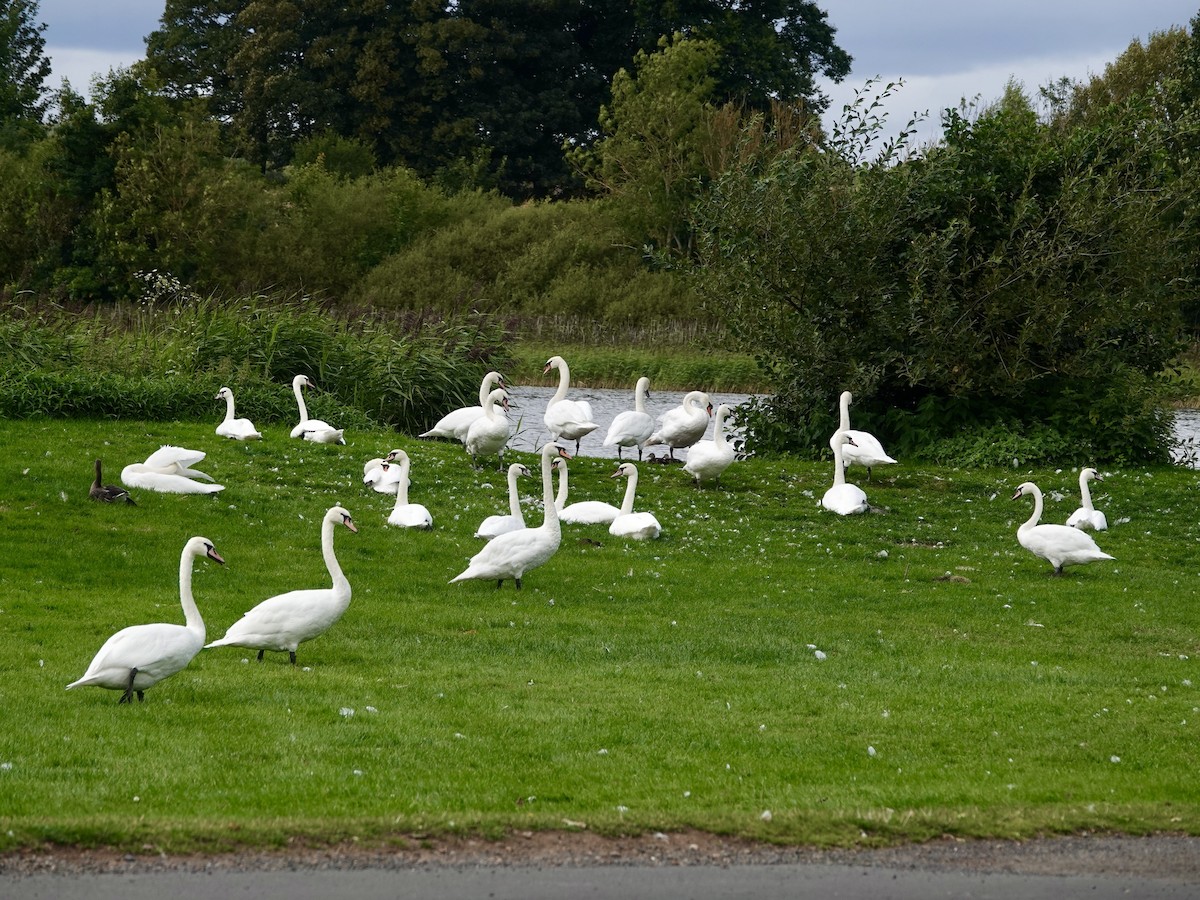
[121,446,224,494]
[1066,467,1108,531]
[215,386,262,440]
[822,432,869,515]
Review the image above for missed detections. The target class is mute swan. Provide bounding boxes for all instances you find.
[837,391,896,479]
[1013,481,1113,575]
[553,457,621,525]
[90,459,135,504]
[475,463,531,540]
[543,356,598,453]
[383,451,433,529]
[289,374,345,444]
[67,536,224,702]
[451,444,570,588]
[646,391,712,460]
[121,446,224,494]
[215,386,262,440]
[822,432,869,515]
[363,451,408,494]
[206,506,358,664]
[1066,467,1108,531]
[604,376,654,460]
[608,463,662,540]
[465,388,511,469]
[683,404,736,486]
[420,371,507,442]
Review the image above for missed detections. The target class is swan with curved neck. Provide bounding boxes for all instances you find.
[837,390,896,479]
[420,371,507,442]
[206,506,358,664]
[121,446,224,494]
[475,463,531,540]
[822,431,869,515]
[68,536,224,702]
[289,374,344,444]
[604,376,654,460]
[1065,468,1108,531]
[554,457,621,525]
[683,404,736,486]
[363,450,407,494]
[543,356,598,452]
[646,391,712,460]
[383,451,433,529]
[465,388,511,468]
[1013,481,1113,574]
[215,386,263,440]
[90,458,135,504]
[608,462,661,539]
[452,444,570,588]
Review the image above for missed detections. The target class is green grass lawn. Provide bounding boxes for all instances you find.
[1,417,1197,852]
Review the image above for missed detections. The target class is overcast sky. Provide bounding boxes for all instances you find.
[35,1,1200,147]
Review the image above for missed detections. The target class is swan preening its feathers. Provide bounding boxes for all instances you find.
[465,388,512,468]
[1012,481,1113,575]
[215,386,262,440]
[90,458,135,504]
[452,443,571,588]
[1066,467,1108,531]
[683,404,736,486]
[822,432,869,515]
[553,457,621,525]
[475,463,531,540]
[543,356,598,453]
[206,506,358,664]
[420,371,507,442]
[67,536,224,702]
[646,391,712,460]
[604,376,654,460]
[837,391,895,479]
[122,446,225,494]
[290,374,345,444]
[609,462,661,540]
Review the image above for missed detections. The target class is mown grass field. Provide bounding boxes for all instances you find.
[0,416,1197,853]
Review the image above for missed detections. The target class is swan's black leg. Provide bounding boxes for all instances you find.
[515,577,523,590]
[496,579,504,589]
[289,650,297,665]
[119,668,138,704]
[257,649,265,661]
[136,690,145,702]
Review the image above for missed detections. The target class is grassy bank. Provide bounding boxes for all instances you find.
[1,418,1197,853]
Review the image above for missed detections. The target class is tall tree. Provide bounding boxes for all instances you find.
[0,0,51,133]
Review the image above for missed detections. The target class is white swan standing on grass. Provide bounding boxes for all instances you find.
[543,355,598,453]
[289,374,345,444]
[604,376,654,460]
[206,506,358,664]
[646,390,712,460]
[608,462,662,540]
[1012,481,1113,575]
[214,386,262,440]
[121,446,225,494]
[383,451,433,529]
[67,536,224,703]
[475,463,531,540]
[90,458,135,504]
[837,390,895,479]
[465,388,511,469]
[683,403,736,486]
[1066,467,1108,531]
[553,457,621,525]
[822,432,869,515]
[420,371,507,442]
[451,443,570,588]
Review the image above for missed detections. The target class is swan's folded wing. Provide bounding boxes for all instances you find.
[144,445,206,468]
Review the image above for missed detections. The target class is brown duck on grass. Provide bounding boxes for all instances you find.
[90,459,135,504]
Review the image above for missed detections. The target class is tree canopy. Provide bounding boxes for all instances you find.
[0,0,51,140]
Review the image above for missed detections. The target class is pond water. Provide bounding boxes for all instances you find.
[502,384,1200,468]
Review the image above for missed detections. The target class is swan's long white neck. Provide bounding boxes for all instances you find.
[551,361,571,404]
[831,438,847,486]
[634,379,649,414]
[293,379,310,421]
[1079,472,1095,510]
[508,465,525,517]
[479,372,499,407]
[620,469,639,516]
[540,449,560,530]
[391,458,412,508]
[222,391,237,422]
[839,392,852,432]
[179,546,206,639]
[1021,485,1044,531]
[322,514,349,594]
[713,408,729,449]
[553,461,568,511]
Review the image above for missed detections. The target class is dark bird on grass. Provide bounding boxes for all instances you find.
[90,458,135,504]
